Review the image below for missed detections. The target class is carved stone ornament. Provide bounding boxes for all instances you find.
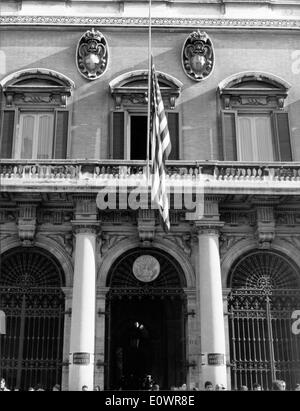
[132,255,160,283]
[76,28,108,80]
[182,30,214,82]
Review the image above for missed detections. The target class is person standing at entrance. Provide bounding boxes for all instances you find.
[0,378,10,391]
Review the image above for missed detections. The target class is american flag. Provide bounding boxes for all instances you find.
[150,58,171,232]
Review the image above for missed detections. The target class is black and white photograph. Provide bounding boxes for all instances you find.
[0,0,300,396]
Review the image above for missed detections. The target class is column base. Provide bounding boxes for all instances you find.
[68,353,95,391]
[201,364,227,388]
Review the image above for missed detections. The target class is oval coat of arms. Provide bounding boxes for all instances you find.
[76,28,108,80]
[182,30,214,82]
[133,255,160,283]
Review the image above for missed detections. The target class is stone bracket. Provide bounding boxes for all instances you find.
[17,202,39,246]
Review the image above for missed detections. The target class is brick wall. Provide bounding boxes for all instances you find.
[1,28,300,160]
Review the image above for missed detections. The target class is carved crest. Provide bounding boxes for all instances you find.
[182,30,214,81]
[76,28,108,80]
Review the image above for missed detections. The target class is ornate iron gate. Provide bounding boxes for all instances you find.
[0,286,65,391]
[228,252,300,391]
[0,248,65,391]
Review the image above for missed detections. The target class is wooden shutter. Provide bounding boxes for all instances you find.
[37,113,54,159]
[255,115,274,161]
[110,111,125,159]
[20,113,35,159]
[54,110,69,159]
[273,111,292,161]
[237,116,254,161]
[0,110,15,158]
[221,110,237,161]
[167,112,179,160]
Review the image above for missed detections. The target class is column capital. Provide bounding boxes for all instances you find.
[71,220,100,235]
[194,220,224,236]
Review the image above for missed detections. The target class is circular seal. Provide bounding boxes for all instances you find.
[132,255,160,283]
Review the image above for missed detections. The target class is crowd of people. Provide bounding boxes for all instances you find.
[1,376,300,391]
[202,379,300,391]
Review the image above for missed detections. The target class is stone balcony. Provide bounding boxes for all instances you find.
[0,159,300,196]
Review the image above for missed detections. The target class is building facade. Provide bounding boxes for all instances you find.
[0,0,300,391]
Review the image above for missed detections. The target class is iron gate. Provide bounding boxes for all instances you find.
[228,288,300,390]
[0,286,65,391]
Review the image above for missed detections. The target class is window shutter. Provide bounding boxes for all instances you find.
[273,112,292,161]
[110,111,125,159]
[54,111,69,159]
[0,110,15,158]
[221,110,237,161]
[37,113,54,159]
[167,112,179,160]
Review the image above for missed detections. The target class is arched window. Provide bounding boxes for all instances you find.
[0,68,74,159]
[219,72,292,162]
[109,70,182,160]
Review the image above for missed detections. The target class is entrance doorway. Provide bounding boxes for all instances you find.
[105,248,187,390]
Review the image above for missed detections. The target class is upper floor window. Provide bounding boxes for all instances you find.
[109,70,182,160]
[0,68,74,159]
[218,72,292,162]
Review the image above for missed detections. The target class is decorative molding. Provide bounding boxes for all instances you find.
[100,210,137,224]
[17,202,39,246]
[0,210,16,224]
[46,233,73,257]
[280,236,300,251]
[275,211,298,226]
[2,16,300,31]
[194,220,224,235]
[109,70,181,110]
[174,234,192,257]
[182,30,214,82]
[37,209,73,225]
[219,234,247,258]
[221,210,255,226]
[100,233,127,256]
[72,220,100,235]
[73,195,97,219]
[137,210,156,244]
[157,233,192,256]
[255,206,275,249]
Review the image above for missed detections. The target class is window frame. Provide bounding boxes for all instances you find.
[235,109,277,162]
[110,108,182,161]
[219,72,292,162]
[0,69,74,160]
[109,70,182,161]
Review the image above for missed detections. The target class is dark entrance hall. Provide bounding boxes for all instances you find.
[104,248,187,390]
[107,296,186,390]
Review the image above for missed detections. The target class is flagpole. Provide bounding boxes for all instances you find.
[146,0,152,183]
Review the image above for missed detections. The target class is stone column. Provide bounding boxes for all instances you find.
[68,223,98,391]
[195,220,227,388]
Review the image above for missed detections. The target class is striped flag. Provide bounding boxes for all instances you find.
[150,58,171,232]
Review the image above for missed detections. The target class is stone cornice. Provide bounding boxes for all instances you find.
[2,16,300,30]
